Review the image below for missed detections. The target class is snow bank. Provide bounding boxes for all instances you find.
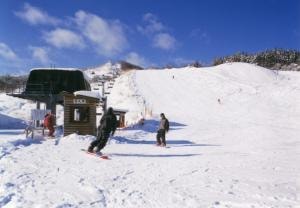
[0,93,35,122]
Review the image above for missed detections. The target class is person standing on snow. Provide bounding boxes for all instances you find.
[156,113,169,147]
[88,107,117,153]
[44,112,55,137]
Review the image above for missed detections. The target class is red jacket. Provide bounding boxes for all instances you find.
[44,114,54,127]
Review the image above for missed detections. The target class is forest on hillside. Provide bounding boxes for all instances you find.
[0,75,27,93]
[212,49,300,71]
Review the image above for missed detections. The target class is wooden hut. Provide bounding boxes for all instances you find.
[113,109,128,128]
[63,91,100,136]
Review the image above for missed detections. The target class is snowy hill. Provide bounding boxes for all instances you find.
[83,61,121,80]
[83,61,143,81]
[0,63,300,207]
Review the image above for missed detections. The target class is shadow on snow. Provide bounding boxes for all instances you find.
[123,119,187,133]
[110,153,200,158]
[0,113,27,129]
[10,137,44,147]
[112,136,192,145]
[0,130,25,135]
[112,136,220,148]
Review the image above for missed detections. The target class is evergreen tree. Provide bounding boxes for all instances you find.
[213,49,300,70]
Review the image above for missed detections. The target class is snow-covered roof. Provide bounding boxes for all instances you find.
[30,68,93,84]
[113,108,128,113]
[30,68,79,71]
[73,91,101,99]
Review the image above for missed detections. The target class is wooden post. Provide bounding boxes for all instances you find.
[100,80,107,113]
[103,97,107,112]
[36,101,40,127]
[101,81,105,97]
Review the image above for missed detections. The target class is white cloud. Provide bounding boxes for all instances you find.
[43,28,85,49]
[138,13,177,51]
[137,13,165,35]
[153,33,176,50]
[29,46,51,64]
[74,10,128,56]
[0,43,18,60]
[173,57,196,66]
[125,52,147,67]
[190,29,210,44]
[15,3,60,25]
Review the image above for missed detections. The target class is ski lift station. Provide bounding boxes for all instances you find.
[9,68,91,113]
[8,68,128,137]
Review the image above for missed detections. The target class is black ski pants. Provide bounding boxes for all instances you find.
[156,129,166,145]
[90,130,110,151]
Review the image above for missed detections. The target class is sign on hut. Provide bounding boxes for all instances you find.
[63,91,101,136]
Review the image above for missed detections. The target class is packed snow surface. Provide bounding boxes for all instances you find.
[0,63,300,207]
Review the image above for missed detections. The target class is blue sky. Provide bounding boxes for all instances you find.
[0,0,299,74]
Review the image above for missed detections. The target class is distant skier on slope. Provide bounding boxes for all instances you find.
[44,112,55,138]
[156,113,169,147]
[88,107,117,153]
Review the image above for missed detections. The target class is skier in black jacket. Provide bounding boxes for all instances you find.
[156,113,169,147]
[88,107,117,153]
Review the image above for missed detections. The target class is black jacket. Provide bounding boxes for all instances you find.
[99,111,117,134]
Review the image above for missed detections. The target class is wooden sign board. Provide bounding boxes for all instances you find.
[73,99,86,104]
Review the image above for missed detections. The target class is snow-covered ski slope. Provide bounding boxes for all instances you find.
[0,63,300,208]
[84,62,120,80]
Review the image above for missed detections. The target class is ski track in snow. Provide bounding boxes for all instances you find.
[0,63,300,207]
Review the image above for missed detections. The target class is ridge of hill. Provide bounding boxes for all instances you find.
[213,49,300,71]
